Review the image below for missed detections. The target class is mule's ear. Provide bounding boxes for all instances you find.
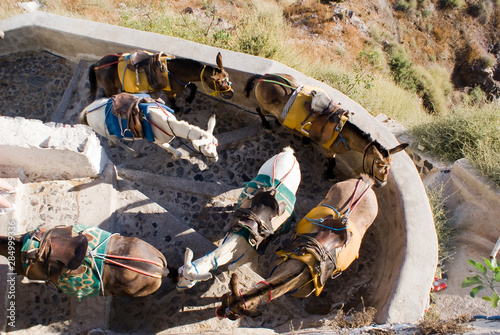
[216,52,223,70]
[207,114,216,134]
[389,143,409,155]
[184,247,194,266]
[229,272,239,295]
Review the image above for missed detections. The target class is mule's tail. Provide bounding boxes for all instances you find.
[243,74,264,98]
[78,109,88,126]
[88,63,98,101]
[282,146,295,155]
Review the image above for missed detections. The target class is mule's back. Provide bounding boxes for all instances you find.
[257,146,301,194]
[320,175,378,235]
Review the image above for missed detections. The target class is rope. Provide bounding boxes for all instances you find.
[94,60,121,70]
[200,65,219,97]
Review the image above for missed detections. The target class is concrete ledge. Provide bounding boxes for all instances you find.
[0,116,108,180]
[0,12,438,324]
[452,158,500,208]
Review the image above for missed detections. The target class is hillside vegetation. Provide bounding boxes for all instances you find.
[2,0,499,186]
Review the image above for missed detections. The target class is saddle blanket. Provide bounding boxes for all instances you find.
[282,85,347,149]
[295,205,362,272]
[232,174,297,241]
[104,95,174,141]
[117,52,172,93]
[22,223,113,299]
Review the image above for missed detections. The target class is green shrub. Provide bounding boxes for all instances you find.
[462,257,500,308]
[441,0,465,9]
[426,184,456,271]
[411,101,500,186]
[234,0,289,59]
[395,0,418,11]
[386,43,417,91]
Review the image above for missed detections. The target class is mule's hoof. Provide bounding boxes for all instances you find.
[134,153,143,158]
[183,107,192,115]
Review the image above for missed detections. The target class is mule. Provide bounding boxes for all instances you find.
[78,94,219,163]
[215,174,378,319]
[88,51,234,112]
[244,73,408,186]
[0,224,171,298]
[176,147,302,290]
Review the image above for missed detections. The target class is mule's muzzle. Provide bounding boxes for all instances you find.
[220,90,234,99]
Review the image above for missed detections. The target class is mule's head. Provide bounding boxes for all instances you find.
[191,114,219,163]
[210,52,233,99]
[216,273,263,320]
[363,142,408,188]
[176,247,213,291]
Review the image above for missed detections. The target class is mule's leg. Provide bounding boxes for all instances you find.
[166,94,181,114]
[185,83,197,104]
[325,155,337,181]
[257,107,272,129]
[109,137,141,158]
[159,143,182,160]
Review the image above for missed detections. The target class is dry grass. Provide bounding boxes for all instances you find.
[416,306,472,334]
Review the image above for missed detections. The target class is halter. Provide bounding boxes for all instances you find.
[200,65,232,97]
[362,140,392,184]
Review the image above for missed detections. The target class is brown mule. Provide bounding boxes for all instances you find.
[216,175,378,319]
[89,51,233,113]
[0,225,171,298]
[244,73,408,186]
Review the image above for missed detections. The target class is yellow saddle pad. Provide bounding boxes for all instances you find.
[117,52,171,93]
[296,205,362,272]
[282,85,348,149]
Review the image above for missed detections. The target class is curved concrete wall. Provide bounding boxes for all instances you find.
[0,12,437,323]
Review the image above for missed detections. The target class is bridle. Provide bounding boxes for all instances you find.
[362,140,392,185]
[200,65,233,97]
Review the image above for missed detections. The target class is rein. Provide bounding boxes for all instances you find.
[260,73,297,90]
[93,54,123,70]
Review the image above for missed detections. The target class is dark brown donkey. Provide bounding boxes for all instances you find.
[88,51,233,112]
[0,224,171,298]
[216,175,378,319]
[244,73,408,186]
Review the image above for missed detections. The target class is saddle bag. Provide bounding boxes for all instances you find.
[111,93,155,138]
[24,226,89,285]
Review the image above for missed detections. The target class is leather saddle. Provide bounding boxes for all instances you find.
[111,93,155,138]
[230,188,285,253]
[24,226,89,285]
[126,50,168,91]
[303,90,350,144]
[282,216,348,287]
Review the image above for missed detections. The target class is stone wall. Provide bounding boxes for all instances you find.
[0,116,108,180]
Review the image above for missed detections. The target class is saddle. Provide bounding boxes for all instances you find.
[111,93,155,138]
[23,226,89,285]
[230,188,285,252]
[280,231,338,293]
[304,90,350,145]
[126,50,168,91]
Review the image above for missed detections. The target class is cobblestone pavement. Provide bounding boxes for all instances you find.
[0,51,383,334]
